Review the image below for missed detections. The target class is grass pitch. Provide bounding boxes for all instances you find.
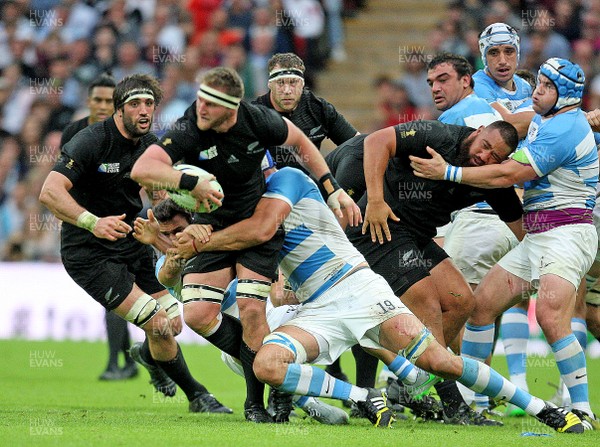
[1,340,598,447]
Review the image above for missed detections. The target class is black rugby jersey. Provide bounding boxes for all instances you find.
[60,116,90,148]
[52,117,157,252]
[337,120,523,241]
[158,101,289,221]
[254,90,357,171]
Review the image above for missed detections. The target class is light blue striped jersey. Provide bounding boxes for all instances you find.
[264,167,366,303]
[438,93,502,128]
[517,109,598,220]
[473,70,533,112]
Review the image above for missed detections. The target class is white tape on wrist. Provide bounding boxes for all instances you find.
[76,211,99,232]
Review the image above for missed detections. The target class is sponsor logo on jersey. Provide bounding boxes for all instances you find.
[527,122,538,142]
[227,154,239,164]
[199,145,218,160]
[162,138,172,146]
[98,163,120,173]
[400,129,417,138]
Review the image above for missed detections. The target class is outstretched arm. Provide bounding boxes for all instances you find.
[175,197,291,258]
[410,146,537,188]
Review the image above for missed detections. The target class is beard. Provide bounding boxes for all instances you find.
[456,134,474,166]
[123,113,152,138]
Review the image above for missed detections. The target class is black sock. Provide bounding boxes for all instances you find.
[140,338,157,366]
[105,311,128,369]
[352,344,379,388]
[435,379,466,415]
[240,342,265,408]
[121,318,134,365]
[325,358,343,376]
[155,344,208,400]
[204,313,243,359]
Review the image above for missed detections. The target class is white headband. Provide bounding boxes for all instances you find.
[268,68,304,83]
[120,88,155,107]
[197,84,241,109]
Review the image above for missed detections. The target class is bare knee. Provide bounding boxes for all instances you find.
[144,312,172,341]
[254,347,288,386]
[444,287,475,319]
[237,299,266,322]
[183,303,219,335]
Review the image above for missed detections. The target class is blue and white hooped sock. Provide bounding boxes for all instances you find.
[571,318,588,351]
[551,333,592,414]
[500,308,529,391]
[459,356,545,416]
[387,355,418,384]
[280,363,367,402]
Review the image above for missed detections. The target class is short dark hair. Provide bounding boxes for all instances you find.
[88,73,116,96]
[427,53,474,88]
[267,53,305,73]
[113,73,163,110]
[487,120,519,152]
[515,69,536,89]
[153,199,192,224]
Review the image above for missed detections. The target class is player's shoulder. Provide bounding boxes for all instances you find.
[240,100,284,125]
[267,167,319,198]
[472,69,492,84]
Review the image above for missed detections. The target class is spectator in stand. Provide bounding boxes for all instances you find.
[222,42,255,99]
[100,0,142,43]
[0,135,26,253]
[553,0,582,43]
[58,0,100,44]
[399,53,435,113]
[282,0,327,73]
[177,45,203,103]
[248,28,276,97]
[90,24,118,76]
[112,40,157,81]
[196,30,223,69]
[324,0,347,62]
[269,0,296,55]
[227,0,254,38]
[208,8,244,48]
[520,8,571,61]
[187,0,222,46]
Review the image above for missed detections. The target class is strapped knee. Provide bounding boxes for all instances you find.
[124,294,160,328]
[586,286,600,306]
[180,284,225,305]
[263,331,307,364]
[400,327,435,363]
[585,274,598,291]
[157,293,180,319]
[237,279,271,301]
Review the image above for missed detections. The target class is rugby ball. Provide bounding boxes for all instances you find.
[168,164,223,213]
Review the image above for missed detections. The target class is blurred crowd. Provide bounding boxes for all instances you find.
[0,0,367,261]
[3,0,600,262]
